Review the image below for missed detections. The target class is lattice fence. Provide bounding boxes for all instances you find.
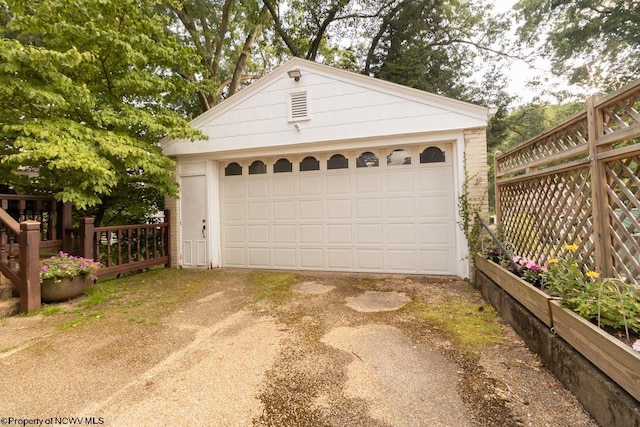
[606,155,640,280]
[495,79,640,283]
[494,113,589,174]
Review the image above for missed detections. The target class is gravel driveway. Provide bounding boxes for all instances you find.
[0,269,597,426]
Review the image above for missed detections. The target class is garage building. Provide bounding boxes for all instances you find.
[162,58,489,278]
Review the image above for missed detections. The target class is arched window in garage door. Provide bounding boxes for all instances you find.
[387,149,411,166]
[300,156,320,171]
[274,158,293,173]
[327,154,348,169]
[356,152,379,168]
[420,147,445,163]
[249,160,266,174]
[224,162,242,176]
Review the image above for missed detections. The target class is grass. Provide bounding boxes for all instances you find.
[80,281,124,309]
[19,304,65,317]
[14,267,224,332]
[249,271,298,305]
[406,295,503,352]
[41,306,64,316]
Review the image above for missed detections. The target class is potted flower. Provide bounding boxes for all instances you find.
[40,251,101,302]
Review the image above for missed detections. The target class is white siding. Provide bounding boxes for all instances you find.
[163,59,488,157]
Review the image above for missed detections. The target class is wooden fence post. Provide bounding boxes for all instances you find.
[164,209,171,268]
[494,151,502,223]
[19,220,41,312]
[79,217,95,260]
[59,202,73,253]
[587,92,612,276]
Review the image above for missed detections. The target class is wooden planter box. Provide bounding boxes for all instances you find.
[474,255,553,326]
[550,301,640,402]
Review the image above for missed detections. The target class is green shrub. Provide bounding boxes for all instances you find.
[544,244,640,337]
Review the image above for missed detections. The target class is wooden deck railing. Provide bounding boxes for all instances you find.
[0,208,41,312]
[77,211,171,278]
[0,194,69,312]
[0,194,71,253]
[0,193,172,313]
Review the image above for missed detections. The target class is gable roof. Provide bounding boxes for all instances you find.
[162,57,489,156]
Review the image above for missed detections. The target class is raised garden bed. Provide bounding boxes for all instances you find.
[475,254,640,403]
[474,255,553,326]
[550,300,640,403]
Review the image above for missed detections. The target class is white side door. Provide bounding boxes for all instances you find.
[180,174,208,267]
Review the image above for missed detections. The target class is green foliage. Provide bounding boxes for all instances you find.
[0,0,206,209]
[40,306,64,316]
[490,102,583,153]
[19,304,64,317]
[165,0,264,110]
[544,248,588,299]
[100,0,516,115]
[80,182,166,226]
[80,280,123,309]
[256,0,513,107]
[568,279,640,336]
[544,245,640,336]
[458,157,487,256]
[514,0,640,89]
[364,0,511,102]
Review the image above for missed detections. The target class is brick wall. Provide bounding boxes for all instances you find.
[165,160,180,269]
[463,127,489,219]
[165,194,179,268]
[463,127,489,279]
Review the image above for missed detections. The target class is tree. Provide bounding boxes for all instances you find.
[165,0,273,112]
[165,0,516,113]
[263,0,355,62]
[514,0,640,90]
[486,101,583,211]
[0,0,205,218]
[363,0,510,101]
[171,0,363,110]
[260,0,513,103]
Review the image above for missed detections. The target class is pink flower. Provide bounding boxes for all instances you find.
[633,340,640,352]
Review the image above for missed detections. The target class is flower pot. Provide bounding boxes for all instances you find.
[550,301,640,402]
[474,255,553,326]
[41,276,91,302]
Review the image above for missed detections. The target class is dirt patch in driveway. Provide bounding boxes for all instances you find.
[0,269,597,426]
[252,273,597,427]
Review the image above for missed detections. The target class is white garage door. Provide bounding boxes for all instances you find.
[219,145,457,274]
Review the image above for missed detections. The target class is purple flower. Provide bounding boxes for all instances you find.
[40,252,101,282]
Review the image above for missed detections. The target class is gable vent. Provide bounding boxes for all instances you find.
[289,91,308,120]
